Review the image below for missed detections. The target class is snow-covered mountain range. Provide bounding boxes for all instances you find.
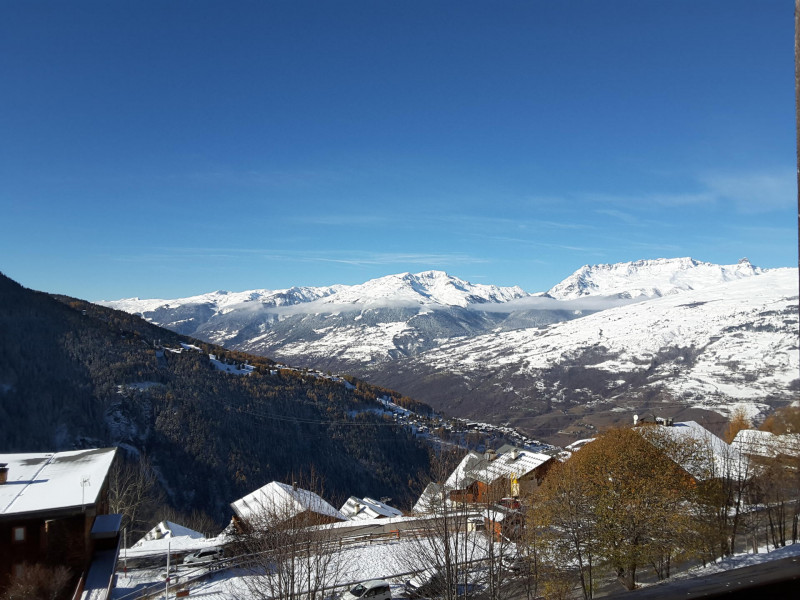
[101,258,798,443]
[546,257,762,300]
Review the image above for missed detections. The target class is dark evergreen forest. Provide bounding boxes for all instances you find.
[0,272,432,522]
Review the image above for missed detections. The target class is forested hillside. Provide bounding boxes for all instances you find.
[0,273,432,522]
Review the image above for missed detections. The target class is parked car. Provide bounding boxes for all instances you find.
[403,569,480,599]
[341,579,392,600]
[403,571,480,599]
[404,570,440,598]
[183,546,224,565]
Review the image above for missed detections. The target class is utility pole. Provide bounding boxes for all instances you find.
[165,539,171,600]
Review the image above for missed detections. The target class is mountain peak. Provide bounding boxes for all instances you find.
[547,257,763,300]
[323,270,528,307]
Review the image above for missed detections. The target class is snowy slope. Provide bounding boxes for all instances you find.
[318,270,529,307]
[400,268,798,414]
[547,257,762,300]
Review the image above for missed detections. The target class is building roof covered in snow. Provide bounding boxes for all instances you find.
[444,452,484,489]
[127,521,223,558]
[412,482,444,514]
[641,421,746,480]
[0,448,117,518]
[340,496,403,521]
[231,481,346,522]
[732,429,800,459]
[469,448,553,485]
[565,438,596,452]
[139,520,204,543]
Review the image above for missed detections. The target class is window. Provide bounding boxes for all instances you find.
[12,526,25,542]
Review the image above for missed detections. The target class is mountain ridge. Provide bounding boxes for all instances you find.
[96,258,797,444]
[546,256,762,300]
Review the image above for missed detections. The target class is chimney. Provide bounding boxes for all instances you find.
[485,449,497,461]
[510,448,519,460]
[0,463,7,484]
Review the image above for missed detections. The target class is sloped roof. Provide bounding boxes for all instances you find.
[231,481,345,522]
[470,449,553,485]
[340,496,403,520]
[138,520,204,543]
[0,448,117,517]
[412,448,553,513]
[444,452,484,489]
[732,429,800,459]
[412,482,444,514]
[642,421,746,480]
[565,438,596,452]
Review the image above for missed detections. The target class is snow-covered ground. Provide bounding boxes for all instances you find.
[111,529,799,600]
[113,532,496,600]
[638,541,800,590]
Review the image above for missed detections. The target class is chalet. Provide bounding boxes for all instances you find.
[410,447,554,512]
[0,448,118,595]
[230,481,346,530]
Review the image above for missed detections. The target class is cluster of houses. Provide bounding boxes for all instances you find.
[1,415,797,599]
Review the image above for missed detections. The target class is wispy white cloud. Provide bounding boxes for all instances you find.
[118,247,490,269]
[287,214,391,227]
[584,167,794,213]
[585,190,716,208]
[313,252,489,267]
[443,213,594,231]
[472,294,642,313]
[700,168,795,214]
[231,289,641,317]
[595,209,641,225]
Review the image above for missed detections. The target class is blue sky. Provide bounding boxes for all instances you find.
[0,0,795,301]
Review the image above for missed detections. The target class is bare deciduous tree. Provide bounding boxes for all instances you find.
[107,454,159,537]
[1,563,71,600]
[400,449,485,600]
[230,477,343,600]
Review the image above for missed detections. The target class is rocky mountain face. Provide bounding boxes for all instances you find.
[101,259,799,445]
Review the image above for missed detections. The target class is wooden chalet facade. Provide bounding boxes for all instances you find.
[447,447,555,505]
